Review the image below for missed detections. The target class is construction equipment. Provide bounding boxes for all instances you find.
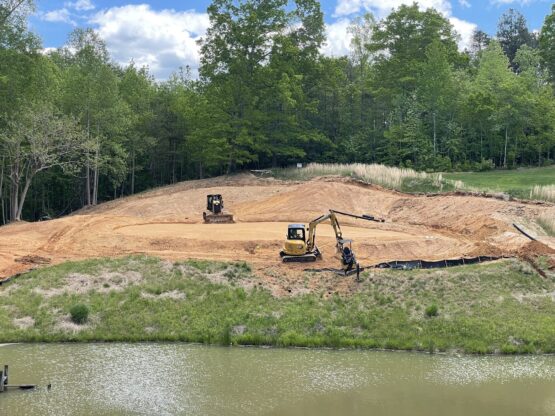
[203,194,234,223]
[280,209,384,274]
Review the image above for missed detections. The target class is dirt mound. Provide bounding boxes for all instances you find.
[0,174,553,280]
[518,241,555,257]
[15,255,51,265]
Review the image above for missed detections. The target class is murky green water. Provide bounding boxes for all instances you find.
[1,343,554,416]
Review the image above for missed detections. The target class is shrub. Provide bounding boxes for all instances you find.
[70,304,89,325]
[425,304,439,318]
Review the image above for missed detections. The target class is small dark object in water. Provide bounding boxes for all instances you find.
[17,384,36,390]
[47,383,52,390]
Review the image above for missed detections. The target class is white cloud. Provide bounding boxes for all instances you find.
[458,0,471,8]
[41,8,76,26]
[321,19,353,57]
[449,16,477,50]
[335,0,363,16]
[65,0,95,11]
[490,0,534,5]
[90,5,209,80]
[334,0,452,18]
[41,47,58,55]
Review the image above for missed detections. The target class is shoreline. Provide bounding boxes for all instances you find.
[3,340,555,357]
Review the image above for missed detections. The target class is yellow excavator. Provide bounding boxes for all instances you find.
[280,210,384,274]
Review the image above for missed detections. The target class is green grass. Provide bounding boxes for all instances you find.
[444,166,555,199]
[0,256,554,354]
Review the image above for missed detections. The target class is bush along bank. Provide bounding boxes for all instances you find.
[0,256,554,354]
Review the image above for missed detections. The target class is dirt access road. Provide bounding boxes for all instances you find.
[1,174,554,280]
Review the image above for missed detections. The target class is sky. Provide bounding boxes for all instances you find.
[29,0,554,79]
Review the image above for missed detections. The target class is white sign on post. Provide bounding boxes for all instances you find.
[297,163,303,169]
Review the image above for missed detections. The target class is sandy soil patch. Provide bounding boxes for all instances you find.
[13,316,35,330]
[0,174,553,281]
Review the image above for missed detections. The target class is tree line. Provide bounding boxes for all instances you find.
[1,0,555,222]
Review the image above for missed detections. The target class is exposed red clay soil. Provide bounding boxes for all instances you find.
[1,173,554,280]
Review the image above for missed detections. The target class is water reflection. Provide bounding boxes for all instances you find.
[0,344,554,416]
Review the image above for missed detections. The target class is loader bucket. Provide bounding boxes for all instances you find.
[203,212,235,224]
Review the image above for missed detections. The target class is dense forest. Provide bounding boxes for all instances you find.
[1,0,555,223]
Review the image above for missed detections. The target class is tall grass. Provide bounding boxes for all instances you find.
[273,163,554,201]
[538,213,555,237]
[277,163,447,190]
[530,185,555,203]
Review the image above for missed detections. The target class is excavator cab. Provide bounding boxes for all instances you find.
[287,224,306,241]
[280,224,318,261]
[207,194,223,214]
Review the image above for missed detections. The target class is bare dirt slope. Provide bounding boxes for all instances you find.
[1,174,554,280]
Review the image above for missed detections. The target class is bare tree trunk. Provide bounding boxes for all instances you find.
[93,163,98,205]
[503,126,509,168]
[0,0,27,26]
[433,112,437,154]
[92,134,99,205]
[226,153,233,175]
[10,174,18,222]
[171,138,177,184]
[16,176,33,220]
[479,122,483,161]
[86,164,91,205]
[131,149,135,195]
[85,112,91,206]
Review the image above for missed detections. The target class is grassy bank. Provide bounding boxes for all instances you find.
[445,166,555,201]
[0,256,554,354]
[271,163,555,201]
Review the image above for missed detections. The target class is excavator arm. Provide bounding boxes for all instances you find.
[306,212,340,252]
[306,209,384,252]
[281,209,385,270]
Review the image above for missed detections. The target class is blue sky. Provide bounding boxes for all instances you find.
[30,0,554,79]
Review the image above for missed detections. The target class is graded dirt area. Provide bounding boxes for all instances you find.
[1,174,554,280]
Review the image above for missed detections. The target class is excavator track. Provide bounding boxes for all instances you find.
[281,254,318,263]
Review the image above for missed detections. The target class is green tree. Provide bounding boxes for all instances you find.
[417,40,456,155]
[1,103,88,221]
[470,29,490,56]
[474,41,526,167]
[367,4,461,97]
[199,0,325,170]
[539,4,555,82]
[59,28,130,205]
[119,63,156,194]
[496,9,534,71]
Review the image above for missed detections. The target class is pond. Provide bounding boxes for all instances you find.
[1,343,554,415]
